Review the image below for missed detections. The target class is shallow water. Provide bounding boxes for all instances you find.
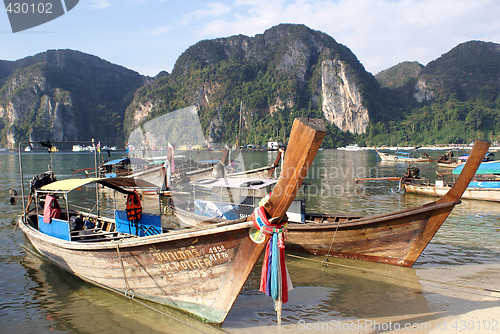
[0,149,499,333]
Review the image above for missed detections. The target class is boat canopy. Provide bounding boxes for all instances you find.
[453,161,500,175]
[198,159,220,164]
[194,177,278,189]
[458,152,494,161]
[103,157,149,166]
[38,178,101,192]
[37,177,159,194]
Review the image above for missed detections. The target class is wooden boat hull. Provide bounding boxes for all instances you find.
[172,202,458,267]
[286,202,458,267]
[173,207,227,227]
[171,140,490,268]
[403,183,500,202]
[15,117,326,325]
[376,151,431,162]
[437,162,461,168]
[18,216,264,324]
[130,164,168,190]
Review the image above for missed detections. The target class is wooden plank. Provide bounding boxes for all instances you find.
[264,118,326,222]
[211,118,326,321]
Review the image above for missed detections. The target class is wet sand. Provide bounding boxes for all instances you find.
[223,261,500,334]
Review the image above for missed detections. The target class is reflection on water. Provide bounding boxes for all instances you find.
[1,150,499,333]
[15,250,221,334]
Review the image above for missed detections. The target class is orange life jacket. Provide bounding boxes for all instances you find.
[126,191,142,221]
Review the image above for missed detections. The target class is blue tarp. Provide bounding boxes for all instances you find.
[115,210,162,236]
[468,181,500,189]
[194,199,240,220]
[453,162,500,175]
[38,215,70,241]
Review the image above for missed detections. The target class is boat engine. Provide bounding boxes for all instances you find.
[29,171,57,197]
[404,166,420,179]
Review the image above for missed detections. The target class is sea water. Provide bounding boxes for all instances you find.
[0,149,498,333]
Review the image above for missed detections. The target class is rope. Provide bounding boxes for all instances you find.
[116,244,133,298]
[286,253,500,295]
[69,204,95,213]
[127,248,179,308]
[12,213,21,236]
[324,219,341,259]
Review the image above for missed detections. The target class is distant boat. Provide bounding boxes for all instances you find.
[438,152,496,168]
[72,145,84,152]
[404,161,500,202]
[170,141,490,267]
[337,144,361,151]
[375,148,432,162]
[403,182,499,202]
[267,140,283,150]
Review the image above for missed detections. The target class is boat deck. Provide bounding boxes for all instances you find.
[70,228,135,242]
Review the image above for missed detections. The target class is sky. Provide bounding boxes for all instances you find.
[1,0,499,77]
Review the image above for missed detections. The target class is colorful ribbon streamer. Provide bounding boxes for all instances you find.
[251,206,292,305]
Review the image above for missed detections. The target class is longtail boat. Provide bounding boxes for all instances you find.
[375,148,432,162]
[16,117,326,324]
[402,160,500,203]
[171,140,490,267]
[402,182,500,202]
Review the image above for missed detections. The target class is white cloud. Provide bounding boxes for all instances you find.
[87,0,111,10]
[183,2,232,23]
[148,24,172,36]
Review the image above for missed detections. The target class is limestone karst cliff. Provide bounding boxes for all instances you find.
[321,59,369,134]
[0,49,147,148]
[125,24,378,143]
[1,28,498,148]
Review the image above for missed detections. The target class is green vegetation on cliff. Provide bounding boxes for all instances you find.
[367,41,500,146]
[126,24,377,147]
[1,28,499,149]
[0,50,146,147]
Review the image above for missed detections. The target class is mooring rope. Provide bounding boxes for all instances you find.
[286,253,500,295]
[325,219,342,258]
[126,248,179,308]
[116,244,134,299]
[12,214,20,236]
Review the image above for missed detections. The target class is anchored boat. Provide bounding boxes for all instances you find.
[375,148,432,162]
[170,140,490,267]
[403,160,500,203]
[16,117,325,324]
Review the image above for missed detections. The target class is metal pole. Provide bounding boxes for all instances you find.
[93,140,100,216]
[18,142,26,216]
[64,194,69,223]
[238,101,242,147]
[158,188,162,218]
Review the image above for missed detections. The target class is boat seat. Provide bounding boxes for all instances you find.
[76,234,135,242]
[70,228,100,235]
[71,230,119,240]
